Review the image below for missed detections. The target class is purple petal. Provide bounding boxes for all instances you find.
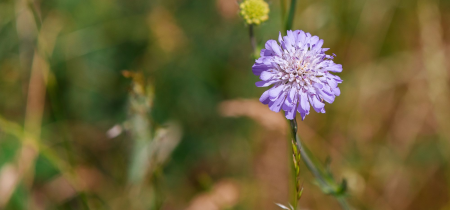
[313,83,323,89]
[322,85,334,95]
[297,91,310,115]
[297,31,306,46]
[285,102,298,120]
[315,84,335,103]
[284,31,296,51]
[282,101,291,111]
[282,37,294,51]
[327,77,338,88]
[286,30,296,43]
[265,40,282,56]
[332,87,341,96]
[286,87,297,105]
[260,71,275,81]
[313,39,324,51]
[304,33,312,45]
[278,32,283,44]
[260,49,275,57]
[263,50,275,56]
[252,64,271,75]
[326,73,343,83]
[269,84,285,99]
[293,30,301,43]
[318,89,335,103]
[269,91,287,112]
[310,36,319,46]
[309,95,325,113]
[334,75,343,83]
[300,112,307,120]
[256,80,279,87]
[326,63,342,72]
[260,89,271,104]
[256,56,274,65]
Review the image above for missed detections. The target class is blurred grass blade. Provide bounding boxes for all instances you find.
[285,0,297,31]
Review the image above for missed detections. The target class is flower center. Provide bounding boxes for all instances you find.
[297,62,309,74]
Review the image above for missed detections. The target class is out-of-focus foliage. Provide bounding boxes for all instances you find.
[0,0,450,209]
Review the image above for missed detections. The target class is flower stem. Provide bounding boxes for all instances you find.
[337,197,351,210]
[249,24,257,55]
[290,137,301,208]
[289,119,327,186]
[289,118,352,210]
[285,0,297,31]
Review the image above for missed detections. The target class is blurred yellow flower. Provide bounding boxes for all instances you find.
[239,0,269,25]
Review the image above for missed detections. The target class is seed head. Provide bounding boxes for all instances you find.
[239,0,269,25]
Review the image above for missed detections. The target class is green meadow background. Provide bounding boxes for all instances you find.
[0,0,450,209]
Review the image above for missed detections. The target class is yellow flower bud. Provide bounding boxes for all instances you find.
[239,0,270,25]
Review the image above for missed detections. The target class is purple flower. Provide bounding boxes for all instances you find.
[253,30,343,120]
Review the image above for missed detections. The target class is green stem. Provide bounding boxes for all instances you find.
[337,197,351,210]
[289,118,352,210]
[249,24,257,55]
[291,150,299,209]
[285,0,297,31]
[289,119,327,187]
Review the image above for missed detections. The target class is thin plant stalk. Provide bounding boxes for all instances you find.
[337,197,351,210]
[289,119,327,187]
[20,3,92,209]
[285,0,297,31]
[289,118,351,210]
[249,24,257,55]
[289,121,302,208]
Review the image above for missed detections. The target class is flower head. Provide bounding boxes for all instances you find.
[253,30,343,120]
[239,0,269,25]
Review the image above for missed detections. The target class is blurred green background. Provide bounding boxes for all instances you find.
[1,0,450,209]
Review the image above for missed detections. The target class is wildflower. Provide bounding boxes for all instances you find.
[253,30,343,120]
[239,0,269,25]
